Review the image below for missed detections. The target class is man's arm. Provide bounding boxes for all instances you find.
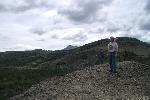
[115,43,118,56]
[115,43,118,52]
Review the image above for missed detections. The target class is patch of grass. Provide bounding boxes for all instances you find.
[0,64,75,100]
[0,69,37,99]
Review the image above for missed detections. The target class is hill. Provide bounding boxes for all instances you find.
[0,37,150,99]
[10,61,150,100]
[0,37,149,68]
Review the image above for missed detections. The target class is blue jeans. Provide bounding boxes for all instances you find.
[109,52,117,72]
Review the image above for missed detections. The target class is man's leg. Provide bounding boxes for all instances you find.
[109,53,113,71]
[112,53,117,73]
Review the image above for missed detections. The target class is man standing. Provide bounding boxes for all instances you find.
[108,36,118,73]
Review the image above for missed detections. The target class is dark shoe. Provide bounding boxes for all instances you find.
[112,71,117,73]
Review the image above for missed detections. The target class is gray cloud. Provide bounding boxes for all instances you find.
[0,0,53,13]
[37,39,45,42]
[105,22,120,32]
[62,32,88,42]
[0,4,7,12]
[0,34,9,41]
[97,28,104,33]
[30,27,47,35]
[145,0,150,13]
[51,33,88,42]
[106,22,133,33]
[107,27,120,33]
[87,27,104,34]
[51,34,59,39]
[59,0,113,23]
[140,22,150,31]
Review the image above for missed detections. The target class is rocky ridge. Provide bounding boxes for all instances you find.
[10,61,150,100]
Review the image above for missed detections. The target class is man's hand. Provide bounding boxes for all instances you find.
[115,52,118,56]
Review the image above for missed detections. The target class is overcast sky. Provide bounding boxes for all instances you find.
[0,0,150,51]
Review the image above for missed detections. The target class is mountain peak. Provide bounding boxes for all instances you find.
[63,45,78,50]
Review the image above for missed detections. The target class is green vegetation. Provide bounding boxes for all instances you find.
[0,50,68,68]
[0,37,150,100]
[0,65,73,100]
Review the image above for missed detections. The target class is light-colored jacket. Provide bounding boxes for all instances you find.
[108,42,118,52]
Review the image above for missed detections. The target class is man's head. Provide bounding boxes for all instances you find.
[110,36,115,42]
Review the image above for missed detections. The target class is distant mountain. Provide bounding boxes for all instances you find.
[63,45,78,50]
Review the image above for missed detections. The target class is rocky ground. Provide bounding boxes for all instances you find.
[10,61,150,100]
